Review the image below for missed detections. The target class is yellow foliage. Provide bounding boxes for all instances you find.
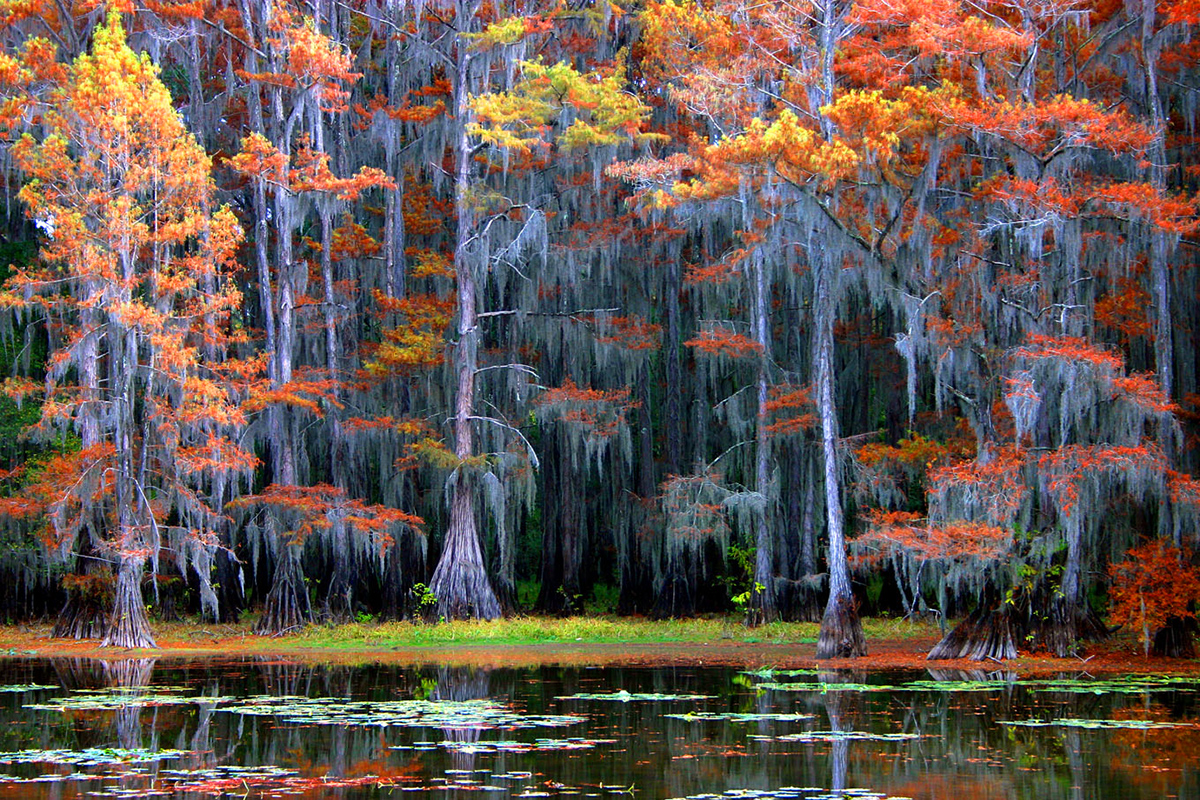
[469,54,652,155]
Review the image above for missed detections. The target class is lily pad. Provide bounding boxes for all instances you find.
[0,747,189,765]
[898,680,1015,692]
[1001,718,1200,730]
[26,692,233,711]
[753,731,922,743]
[756,682,893,693]
[220,695,586,729]
[667,789,912,800]
[419,737,617,754]
[556,690,715,702]
[664,711,817,723]
[1029,677,1197,695]
[741,668,821,679]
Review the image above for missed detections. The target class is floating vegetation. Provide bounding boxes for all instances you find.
[741,668,821,679]
[26,691,232,712]
[1030,677,1200,695]
[0,747,189,765]
[219,695,587,729]
[752,731,922,743]
[409,737,616,754]
[160,764,299,784]
[898,680,1014,692]
[0,684,56,693]
[747,674,1200,696]
[664,711,817,723]
[667,788,914,799]
[1001,718,1200,730]
[556,690,715,702]
[167,765,419,795]
[755,682,891,693]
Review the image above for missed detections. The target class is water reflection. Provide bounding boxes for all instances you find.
[0,658,1193,797]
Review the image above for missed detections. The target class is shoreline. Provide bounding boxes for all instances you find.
[0,618,1195,675]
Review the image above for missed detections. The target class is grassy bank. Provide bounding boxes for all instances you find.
[0,616,1190,673]
[288,615,941,649]
[0,614,941,659]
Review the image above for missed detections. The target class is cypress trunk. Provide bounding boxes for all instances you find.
[255,544,312,635]
[426,12,501,622]
[1152,616,1197,658]
[813,253,865,659]
[927,604,1018,661]
[749,251,779,624]
[53,534,111,640]
[101,556,156,649]
[430,480,501,620]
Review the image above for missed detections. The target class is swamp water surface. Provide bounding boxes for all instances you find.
[0,658,1193,798]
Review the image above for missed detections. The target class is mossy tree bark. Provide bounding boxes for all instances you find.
[255,544,312,635]
[101,555,155,649]
[426,6,501,621]
[430,481,500,620]
[814,252,865,660]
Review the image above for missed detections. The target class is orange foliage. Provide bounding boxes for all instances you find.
[1095,276,1152,342]
[369,292,453,372]
[2,15,248,572]
[930,445,1029,522]
[855,509,1011,567]
[230,483,422,548]
[1013,334,1124,372]
[659,470,731,543]
[1040,444,1166,518]
[536,378,639,440]
[685,329,764,359]
[595,315,662,352]
[763,384,816,436]
[244,371,343,417]
[1109,541,1200,655]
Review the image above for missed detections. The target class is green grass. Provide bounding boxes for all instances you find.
[288,615,940,649]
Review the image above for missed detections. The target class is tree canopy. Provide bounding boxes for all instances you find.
[0,0,1197,658]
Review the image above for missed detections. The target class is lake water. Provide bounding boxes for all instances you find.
[0,657,1194,798]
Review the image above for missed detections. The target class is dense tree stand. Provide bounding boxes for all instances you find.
[255,545,312,635]
[815,593,867,659]
[430,485,501,621]
[101,558,156,649]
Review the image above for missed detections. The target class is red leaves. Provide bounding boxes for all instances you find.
[763,385,817,436]
[536,378,638,440]
[244,372,343,417]
[685,329,763,359]
[290,139,395,200]
[369,292,454,372]
[1013,334,1124,372]
[659,470,731,544]
[176,435,260,479]
[940,95,1154,160]
[1039,444,1166,518]
[856,509,1011,567]
[595,316,662,352]
[930,445,1029,524]
[1109,540,1200,655]
[231,484,422,547]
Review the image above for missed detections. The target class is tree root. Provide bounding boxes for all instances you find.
[255,545,312,636]
[815,593,867,659]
